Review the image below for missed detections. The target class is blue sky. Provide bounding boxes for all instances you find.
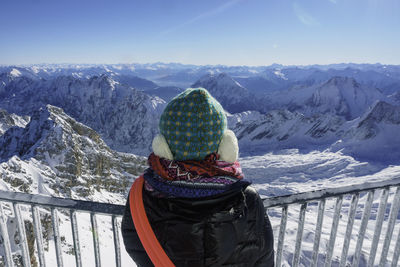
[0,0,399,66]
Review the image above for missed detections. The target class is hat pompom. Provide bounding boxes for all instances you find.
[217,130,239,163]
[152,134,173,160]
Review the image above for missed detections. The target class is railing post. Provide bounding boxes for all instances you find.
[13,203,31,267]
[70,210,82,267]
[367,188,389,267]
[339,193,359,267]
[292,203,307,267]
[112,215,122,267]
[311,199,325,267]
[275,205,288,267]
[32,205,46,267]
[0,202,14,267]
[391,225,400,267]
[91,213,101,267]
[352,190,375,267]
[324,196,343,267]
[51,208,63,267]
[379,186,400,267]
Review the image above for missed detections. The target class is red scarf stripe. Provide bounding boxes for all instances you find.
[148,153,243,181]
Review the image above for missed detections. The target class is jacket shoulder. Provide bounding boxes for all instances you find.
[243,186,264,207]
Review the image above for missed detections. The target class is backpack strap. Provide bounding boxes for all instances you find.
[129,176,175,267]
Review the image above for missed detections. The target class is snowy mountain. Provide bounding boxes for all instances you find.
[230,109,345,154]
[229,99,400,163]
[226,110,265,127]
[234,76,286,96]
[0,74,166,155]
[112,75,159,91]
[0,105,146,200]
[2,63,400,267]
[259,65,400,94]
[263,76,386,119]
[0,109,29,136]
[331,101,400,163]
[1,63,399,162]
[388,91,400,105]
[191,73,258,113]
[303,77,385,120]
[144,86,184,102]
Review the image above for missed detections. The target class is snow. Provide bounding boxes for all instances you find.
[241,149,399,196]
[9,69,22,77]
[1,63,400,266]
[2,149,398,267]
[274,69,288,80]
[241,149,400,266]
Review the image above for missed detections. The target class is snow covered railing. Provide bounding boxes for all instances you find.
[263,177,400,267]
[0,191,125,267]
[1,176,400,267]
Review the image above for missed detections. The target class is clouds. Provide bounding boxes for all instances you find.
[293,2,320,26]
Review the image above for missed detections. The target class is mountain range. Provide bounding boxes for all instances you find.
[0,104,146,201]
[0,63,399,177]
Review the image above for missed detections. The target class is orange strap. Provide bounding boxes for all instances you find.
[129,176,175,267]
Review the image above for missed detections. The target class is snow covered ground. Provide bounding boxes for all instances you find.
[241,149,400,267]
[4,149,398,267]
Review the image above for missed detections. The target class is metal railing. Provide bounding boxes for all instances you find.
[263,177,400,267]
[0,176,399,267]
[0,191,125,267]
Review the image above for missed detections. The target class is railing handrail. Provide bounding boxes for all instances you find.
[1,178,400,267]
[262,176,400,208]
[0,190,125,216]
[1,176,400,214]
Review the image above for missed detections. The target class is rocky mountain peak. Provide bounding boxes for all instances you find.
[359,101,400,126]
[194,72,244,90]
[325,76,359,87]
[191,73,258,113]
[0,109,29,135]
[0,105,146,199]
[0,75,166,155]
[306,76,385,120]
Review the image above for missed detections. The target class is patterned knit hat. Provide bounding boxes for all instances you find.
[157,88,227,161]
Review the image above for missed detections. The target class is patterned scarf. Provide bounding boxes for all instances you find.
[143,153,248,198]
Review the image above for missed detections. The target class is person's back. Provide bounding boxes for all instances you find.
[121,88,274,266]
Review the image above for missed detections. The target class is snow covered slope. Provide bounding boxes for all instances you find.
[304,77,385,120]
[265,77,386,119]
[0,105,146,201]
[241,149,400,266]
[144,86,184,102]
[191,73,258,113]
[388,91,400,105]
[230,109,345,154]
[331,101,400,163]
[0,109,29,136]
[0,74,166,155]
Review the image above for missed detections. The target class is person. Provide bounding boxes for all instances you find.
[121,88,274,267]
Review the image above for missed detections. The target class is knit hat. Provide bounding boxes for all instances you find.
[152,88,239,162]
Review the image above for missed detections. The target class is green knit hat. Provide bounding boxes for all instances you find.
[159,88,227,161]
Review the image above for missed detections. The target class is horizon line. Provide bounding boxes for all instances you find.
[1,61,399,68]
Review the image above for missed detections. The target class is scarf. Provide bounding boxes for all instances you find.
[143,153,248,198]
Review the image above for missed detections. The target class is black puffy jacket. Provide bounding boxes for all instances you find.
[121,182,274,267]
